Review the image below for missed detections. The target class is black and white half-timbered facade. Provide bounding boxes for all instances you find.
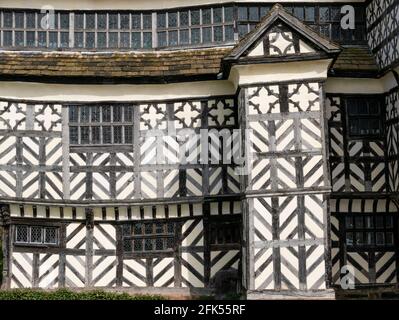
[0,0,398,299]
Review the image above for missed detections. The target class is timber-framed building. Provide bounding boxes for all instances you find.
[0,0,398,299]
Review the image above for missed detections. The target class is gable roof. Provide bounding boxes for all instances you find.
[225,3,341,62]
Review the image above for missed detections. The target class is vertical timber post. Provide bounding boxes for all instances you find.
[0,205,11,289]
[85,207,94,288]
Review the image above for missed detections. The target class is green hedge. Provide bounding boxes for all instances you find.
[0,289,164,300]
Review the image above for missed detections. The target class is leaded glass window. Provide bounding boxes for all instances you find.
[68,104,134,145]
[14,225,59,245]
[122,221,176,254]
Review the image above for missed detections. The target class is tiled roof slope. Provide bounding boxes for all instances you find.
[0,48,229,82]
[330,45,379,75]
[0,46,377,82]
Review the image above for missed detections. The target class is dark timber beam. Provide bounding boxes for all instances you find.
[0,204,11,289]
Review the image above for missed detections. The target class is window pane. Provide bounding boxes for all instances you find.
[355,216,363,228]
[102,126,111,144]
[97,13,106,29]
[69,106,78,122]
[60,32,69,47]
[179,11,189,27]
[80,127,90,144]
[331,7,341,22]
[113,126,122,144]
[386,216,393,229]
[133,239,142,251]
[80,106,90,123]
[365,216,373,229]
[90,106,100,122]
[213,7,223,23]
[305,7,315,22]
[49,32,58,48]
[132,14,141,29]
[3,31,12,46]
[203,27,212,43]
[132,32,141,49]
[86,13,95,29]
[238,7,248,20]
[365,232,374,245]
[92,126,101,144]
[27,13,36,28]
[123,106,132,122]
[109,32,118,48]
[122,224,131,236]
[97,32,106,48]
[75,13,84,29]
[168,12,177,27]
[123,239,132,252]
[225,25,234,41]
[293,7,304,20]
[167,223,174,234]
[169,30,178,46]
[191,28,200,44]
[155,238,164,250]
[145,239,153,251]
[238,24,248,38]
[249,7,259,21]
[70,127,79,144]
[345,216,354,229]
[166,237,174,249]
[143,32,152,48]
[109,13,118,29]
[202,8,211,24]
[15,12,24,28]
[86,32,95,48]
[27,31,35,46]
[214,26,223,42]
[155,222,164,233]
[31,226,42,243]
[120,14,130,29]
[16,225,29,242]
[120,32,130,48]
[102,106,111,122]
[60,13,69,29]
[143,14,152,29]
[134,223,142,235]
[15,31,24,46]
[157,13,166,28]
[320,7,330,22]
[4,12,13,28]
[75,32,83,48]
[376,232,384,245]
[386,232,394,245]
[180,29,189,44]
[145,223,152,234]
[45,228,57,244]
[346,232,353,245]
[191,10,200,25]
[355,232,363,245]
[375,216,384,229]
[224,7,234,22]
[124,126,133,144]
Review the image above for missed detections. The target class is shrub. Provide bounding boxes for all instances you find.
[0,289,164,300]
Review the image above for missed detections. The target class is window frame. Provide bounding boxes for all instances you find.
[14,224,60,247]
[121,220,178,257]
[68,104,134,146]
[344,96,384,139]
[344,214,396,251]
